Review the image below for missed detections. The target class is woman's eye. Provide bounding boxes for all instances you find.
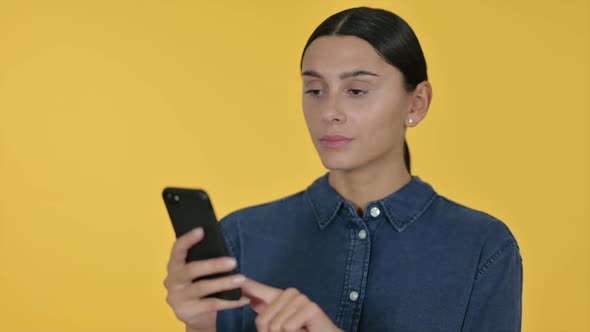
[349,89,368,96]
[305,90,322,96]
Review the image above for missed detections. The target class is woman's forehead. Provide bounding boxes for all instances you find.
[301,36,399,79]
[301,36,392,74]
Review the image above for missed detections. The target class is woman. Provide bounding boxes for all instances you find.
[164,7,522,332]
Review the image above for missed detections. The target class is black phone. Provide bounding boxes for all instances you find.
[162,187,241,301]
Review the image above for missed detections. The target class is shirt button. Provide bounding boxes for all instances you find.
[370,206,381,218]
[358,229,367,240]
[349,291,359,302]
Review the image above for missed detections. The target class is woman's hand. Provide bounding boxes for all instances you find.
[241,278,343,332]
[163,227,250,332]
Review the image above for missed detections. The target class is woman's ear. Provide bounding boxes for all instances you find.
[406,81,433,127]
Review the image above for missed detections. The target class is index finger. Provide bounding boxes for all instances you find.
[241,278,281,305]
[167,227,204,269]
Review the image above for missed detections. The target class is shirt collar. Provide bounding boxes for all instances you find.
[305,172,437,232]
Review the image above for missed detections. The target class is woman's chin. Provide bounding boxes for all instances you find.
[320,156,359,171]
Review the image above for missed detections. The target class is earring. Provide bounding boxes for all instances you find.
[408,118,414,125]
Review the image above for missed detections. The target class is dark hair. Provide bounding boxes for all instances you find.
[300,7,428,174]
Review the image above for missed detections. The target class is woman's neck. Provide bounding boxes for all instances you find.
[328,156,411,216]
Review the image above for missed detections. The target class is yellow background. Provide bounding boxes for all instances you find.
[1,0,588,331]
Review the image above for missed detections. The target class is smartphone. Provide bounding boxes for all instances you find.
[162,187,241,301]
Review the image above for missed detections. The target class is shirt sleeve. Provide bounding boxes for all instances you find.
[461,221,523,332]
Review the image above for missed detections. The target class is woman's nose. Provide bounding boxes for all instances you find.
[321,94,346,124]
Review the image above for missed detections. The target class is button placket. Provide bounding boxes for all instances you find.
[358,229,367,240]
[337,215,371,331]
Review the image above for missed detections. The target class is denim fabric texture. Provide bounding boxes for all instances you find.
[216,173,522,332]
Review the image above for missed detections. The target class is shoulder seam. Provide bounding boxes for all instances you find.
[475,239,518,280]
[438,196,498,223]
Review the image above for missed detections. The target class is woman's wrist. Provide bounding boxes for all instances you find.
[186,326,214,332]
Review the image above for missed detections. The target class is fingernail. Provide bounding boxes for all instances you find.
[192,227,203,236]
[225,258,237,268]
[232,275,245,283]
[241,297,250,304]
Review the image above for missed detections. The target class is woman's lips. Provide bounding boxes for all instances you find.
[319,135,353,148]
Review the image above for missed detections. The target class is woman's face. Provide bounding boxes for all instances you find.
[301,35,415,172]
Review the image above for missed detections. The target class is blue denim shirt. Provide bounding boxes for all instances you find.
[217,174,522,331]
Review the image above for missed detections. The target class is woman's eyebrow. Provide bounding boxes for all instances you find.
[340,70,379,79]
[301,70,379,79]
[302,70,323,79]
